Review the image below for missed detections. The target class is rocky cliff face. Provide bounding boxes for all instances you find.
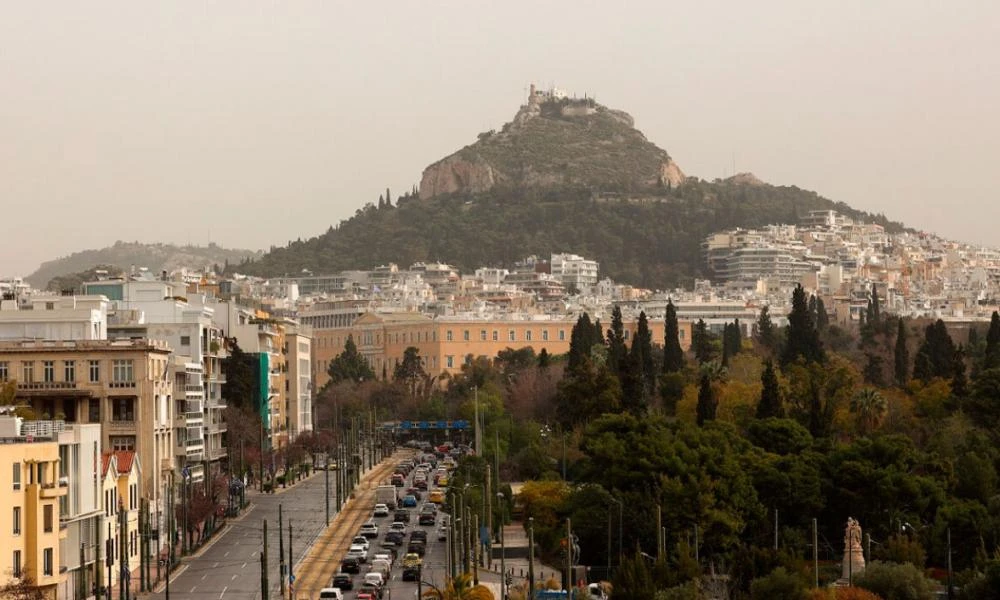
[419,97,685,199]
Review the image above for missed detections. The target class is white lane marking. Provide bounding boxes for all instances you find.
[231,574,237,581]
[213,562,219,568]
[224,551,230,557]
[190,587,197,593]
[219,586,227,598]
[202,574,207,581]
[242,562,247,569]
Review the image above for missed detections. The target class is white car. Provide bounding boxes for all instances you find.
[360,521,379,539]
[373,503,390,518]
[388,521,407,534]
[351,536,370,553]
[318,588,344,600]
[364,572,385,589]
[372,553,393,566]
[346,544,368,563]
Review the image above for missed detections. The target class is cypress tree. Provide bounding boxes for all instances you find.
[631,311,655,395]
[696,374,717,426]
[894,318,909,386]
[782,285,824,366]
[692,319,715,364]
[984,311,1000,370]
[815,297,829,331]
[607,306,627,372]
[914,319,957,380]
[756,359,783,419]
[952,347,969,400]
[568,313,594,372]
[867,283,881,326]
[538,348,550,369]
[662,300,685,373]
[755,306,777,351]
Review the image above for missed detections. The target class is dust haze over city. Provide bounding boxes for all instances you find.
[2,1,999,276]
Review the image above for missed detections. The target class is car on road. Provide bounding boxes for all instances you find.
[428,490,445,504]
[318,588,344,600]
[373,503,389,518]
[391,473,405,486]
[406,487,423,501]
[401,494,418,508]
[355,593,374,600]
[359,582,382,600]
[418,512,436,526]
[401,553,422,581]
[331,573,353,590]
[360,521,379,538]
[414,479,428,490]
[410,529,427,543]
[363,572,385,589]
[437,525,448,541]
[407,540,426,557]
[346,544,368,563]
[351,536,370,553]
[393,509,410,523]
[340,557,361,574]
[384,531,404,546]
[388,521,407,534]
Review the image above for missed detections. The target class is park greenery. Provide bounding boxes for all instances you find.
[296,288,1000,598]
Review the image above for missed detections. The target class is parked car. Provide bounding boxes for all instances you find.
[331,572,353,590]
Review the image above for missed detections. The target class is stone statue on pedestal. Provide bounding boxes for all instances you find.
[842,517,866,581]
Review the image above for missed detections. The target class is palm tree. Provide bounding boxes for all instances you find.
[423,573,496,600]
[850,387,888,435]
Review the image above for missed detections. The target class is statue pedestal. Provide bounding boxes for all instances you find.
[840,547,865,581]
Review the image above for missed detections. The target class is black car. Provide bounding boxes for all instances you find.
[410,530,428,543]
[340,557,360,574]
[418,513,436,526]
[393,510,410,523]
[331,573,353,590]
[384,531,405,546]
[407,540,426,557]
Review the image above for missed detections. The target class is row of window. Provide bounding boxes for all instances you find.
[10,548,54,578]
[445,328,567,343]
[0,360,134,383]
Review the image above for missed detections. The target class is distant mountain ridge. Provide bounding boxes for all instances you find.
[27,241,261,289]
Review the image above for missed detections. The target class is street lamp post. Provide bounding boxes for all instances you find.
[609,496,623,567]
[497,492,507,600]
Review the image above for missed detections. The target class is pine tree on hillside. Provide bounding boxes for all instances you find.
[568,313,596,372]
[756,359,783,419]
[894,318,909,386]
[913,319,957,381]
[662,299,685,373]
[782,285,824,366]
[326,334,376,384]
[696,374,717,426]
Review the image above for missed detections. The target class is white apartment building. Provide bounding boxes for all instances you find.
[0,295,109,341]
[550,253,599,292]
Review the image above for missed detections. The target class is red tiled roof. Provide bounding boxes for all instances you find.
[101,450,137,476]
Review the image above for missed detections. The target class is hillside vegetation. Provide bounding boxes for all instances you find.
[236,181,904,288]
[29,241,260,290]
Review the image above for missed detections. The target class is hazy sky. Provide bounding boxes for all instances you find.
[3,2,999,277]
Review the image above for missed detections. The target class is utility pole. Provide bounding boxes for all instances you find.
[288,520,294,599]
[528,517,535,600]
[324,457,330,526]
[774,508,779,550]
[947,528,953,599]
[473,512,480,585]
[656,505,662,560]
[119,501,127,600]
[812,518,818,589]
[96,515,104,600]
[166,474,172,600]
[260,520,269,600]
[565,518,572,594]
[278,505,285,598]
[485,464,493,569]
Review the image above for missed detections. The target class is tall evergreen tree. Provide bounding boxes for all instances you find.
[538,348,551,369]
[326,334,376,384]
[815,297,829,331]
[569,313,596,372]
[696,374,717,426]
[867,283,881,326]
[631,311,655,395]
[913,319,957,381]
[619,351,647,416]
[755,305,777,351]
[782,285,824,366]
[952,347,969,400]
[984,311,1000,370]
[756,359,783,419]
[607,306,627,372]
[692,319,715,364]
[894,318,909,386]
[662,300,685,373]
